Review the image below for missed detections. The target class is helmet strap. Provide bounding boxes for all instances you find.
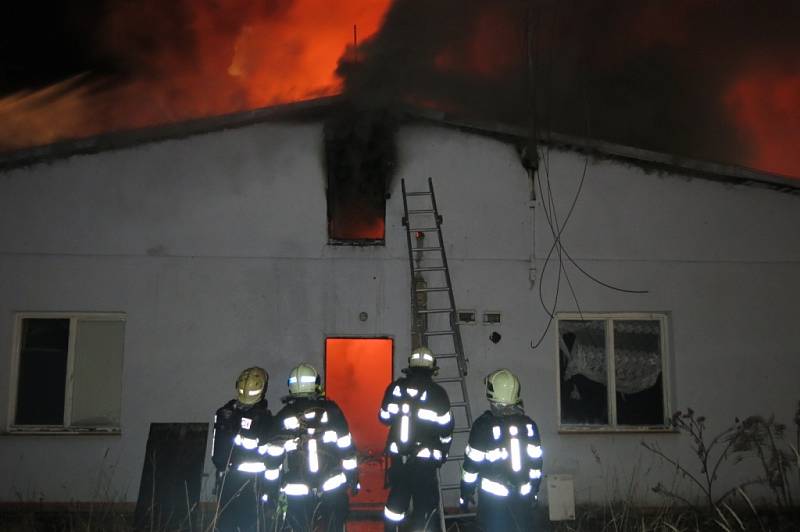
[489,401,524,417]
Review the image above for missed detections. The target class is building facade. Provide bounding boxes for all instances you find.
[1,103,798,509]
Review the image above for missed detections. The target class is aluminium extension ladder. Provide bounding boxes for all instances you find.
[400,177,475,529]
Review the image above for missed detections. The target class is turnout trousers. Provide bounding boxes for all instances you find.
[282,487,348,532]
[216,470,270,532]
[384,458,441,531]
[476,491,535,532]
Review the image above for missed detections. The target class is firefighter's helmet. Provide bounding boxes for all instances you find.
[408,346,437,369]
[288,363,320,396]
[236,367,268,405]
[485,369,520,406]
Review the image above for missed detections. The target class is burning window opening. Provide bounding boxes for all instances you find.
[324,107,397,244]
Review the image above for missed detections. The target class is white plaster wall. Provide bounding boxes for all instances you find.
[0,121,798,507]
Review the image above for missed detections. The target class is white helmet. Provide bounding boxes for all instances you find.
[288,363,320,396]
[485,369,520,406]
[408,346,436,369]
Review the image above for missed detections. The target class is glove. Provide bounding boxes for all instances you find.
[459,493,474,511]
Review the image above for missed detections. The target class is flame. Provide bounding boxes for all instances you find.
[0,0,391,152]
[434,4,518,80]
[725,70,800,177]
[228,0,390,106]
[331,209,385,241]
[0,77,100,151]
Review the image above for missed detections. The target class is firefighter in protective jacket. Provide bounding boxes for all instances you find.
[459,369,543,532]
[270,363,358,531]
[211,367,274,532]
[379,346,454,531]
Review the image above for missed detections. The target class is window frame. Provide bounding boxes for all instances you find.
[7,312,126,434]
[555,312,672,433]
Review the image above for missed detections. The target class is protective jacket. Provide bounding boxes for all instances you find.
[271,396,358,496]
[460,409,543,500]
[379,368,454,463]
[212,399,273,474]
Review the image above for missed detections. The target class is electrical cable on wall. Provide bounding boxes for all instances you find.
[530,148,649,349]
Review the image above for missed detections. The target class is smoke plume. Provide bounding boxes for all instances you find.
[342,0,800,177]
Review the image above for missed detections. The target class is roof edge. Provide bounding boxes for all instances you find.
[0,95,344,172]
[404,106,800,196]
[1,95,797,195]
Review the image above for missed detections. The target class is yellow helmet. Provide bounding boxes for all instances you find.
[236,367,268,405]
[485,369,520,406]
[408,346,436,369]
[288,363,320,396]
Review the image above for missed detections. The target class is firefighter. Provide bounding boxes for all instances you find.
[379,346,454,531]
[271,363,358,532]
[459,369,543,532]
[211,366,274,532]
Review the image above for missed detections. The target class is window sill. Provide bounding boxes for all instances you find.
[4,426,121,436]
[327,239,385,246]
[558,426,678,434]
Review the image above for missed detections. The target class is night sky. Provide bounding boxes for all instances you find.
[1,0,798,178]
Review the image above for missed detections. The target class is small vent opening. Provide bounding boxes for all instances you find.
[483,311,502,324]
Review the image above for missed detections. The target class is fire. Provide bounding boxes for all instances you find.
[725,70,800,178]
[0,0,391,152]
[0,76,100,151]
[228,0,390,106]
[433,4,518,81]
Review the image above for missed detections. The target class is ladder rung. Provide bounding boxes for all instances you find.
[415,287,449,292]
[435,353,459,358]
[451,401,468,407]
[415,267,446,272]
[423,330,455,336]
[409,227,439,232]
[435,377,463,383]
[408,209,435,214]
[453,427,471,434]
[406,191,432,196]
[413,247,443,252]
[417,308,454,314]
[448,454,465,461]
[445,512,477,520]
[440,483,460,490]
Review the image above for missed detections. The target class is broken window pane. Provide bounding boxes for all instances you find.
[15,318,69,425]
[614,320,664,425]
[559,320,608,425]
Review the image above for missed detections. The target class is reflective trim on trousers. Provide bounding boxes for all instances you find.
[480,477,509,497]
[322,472,347,492]
[461,470,478,484]
[384,506,405,522]
[282,483,310,496]
[236,461,266,473]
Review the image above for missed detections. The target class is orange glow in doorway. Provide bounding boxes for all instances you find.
[325,337,392,507]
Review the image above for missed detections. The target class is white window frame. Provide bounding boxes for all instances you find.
[556,312,671,433]
[7,312,126,434]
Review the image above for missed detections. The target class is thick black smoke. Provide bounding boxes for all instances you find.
[340,0,800,174]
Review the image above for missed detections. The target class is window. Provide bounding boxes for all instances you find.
[557,313,669,430]
[9,313,126,432]
[323,109,394,244]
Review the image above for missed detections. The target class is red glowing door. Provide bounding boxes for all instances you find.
[325,338,392,508]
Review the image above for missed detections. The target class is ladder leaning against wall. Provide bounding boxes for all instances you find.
[400,177,475,529]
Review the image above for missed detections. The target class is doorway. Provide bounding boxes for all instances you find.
[325,337,393,509]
